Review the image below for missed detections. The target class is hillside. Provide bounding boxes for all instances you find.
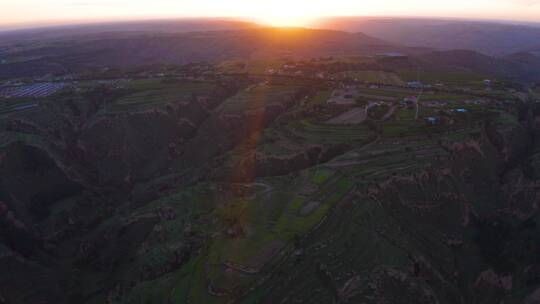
[3,19,540,304]
[397,50,540,83]
[315,17,540,56]
[2,24,540,83]
[0,19,259,44]
[1,56,540,303]
[0,27,412,79]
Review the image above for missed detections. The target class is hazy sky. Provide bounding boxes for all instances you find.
[1,0,540,28]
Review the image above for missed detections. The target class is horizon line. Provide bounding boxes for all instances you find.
[1,15,540,33]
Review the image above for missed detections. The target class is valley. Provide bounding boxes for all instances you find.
[1,50,540,303]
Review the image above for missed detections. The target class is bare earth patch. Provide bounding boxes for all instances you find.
[327,107,367,124]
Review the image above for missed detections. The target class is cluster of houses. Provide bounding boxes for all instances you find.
[465,99,487,105]
[266,64,306,77]
[327,88,358,106]
[395,94,471,125]
[424,100,448,107]
[425,108,468,125]
[400,96,418,106]
[265,62,336,79]
[407,81,432,89]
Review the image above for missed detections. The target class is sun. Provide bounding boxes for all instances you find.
[246,1,318,27]
[257,14,314,27]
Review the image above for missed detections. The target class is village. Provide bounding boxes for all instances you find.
[323,82,475,126]
[0,54,525,130]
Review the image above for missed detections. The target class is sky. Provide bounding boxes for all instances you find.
[1,0,540,29]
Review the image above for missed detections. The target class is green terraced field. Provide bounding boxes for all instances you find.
[290,119,373,143]
[309,90,331,105]
[381,120,426,137]
[108,82,215,111]
[335,71,405,86]
[218,59,288,74]
[220,84,300,113]
[125,169,355,303]
[398,69,486,84]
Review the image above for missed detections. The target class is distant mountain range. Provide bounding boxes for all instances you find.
[419,50,540,82]
[0,27,415,78]
[0,19,257,44]
[4,17,540,57]
[1,19,540,82]
[315,17,540,57]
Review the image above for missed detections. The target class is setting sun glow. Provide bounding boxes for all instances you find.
[256,15,314,27]
[242,0,321,27]
[1,0,540,29]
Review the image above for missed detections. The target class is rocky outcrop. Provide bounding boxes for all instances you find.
[356,118,540,303]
